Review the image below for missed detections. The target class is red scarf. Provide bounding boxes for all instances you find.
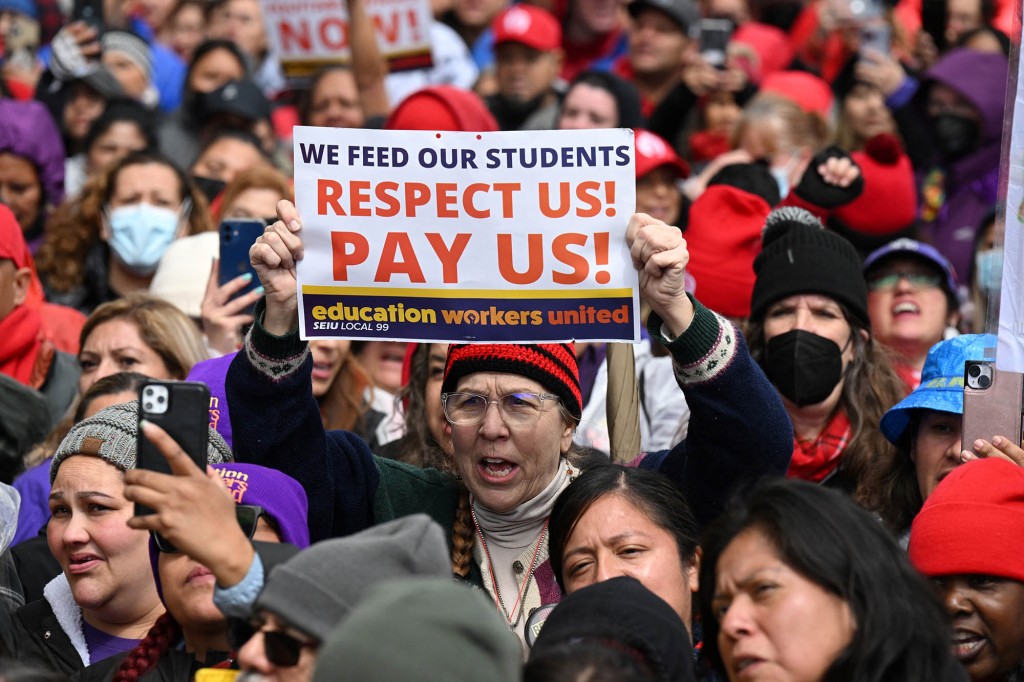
[0,304,44,387]
[787,410,852,482]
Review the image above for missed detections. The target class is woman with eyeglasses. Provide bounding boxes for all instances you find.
[744,208,906,510]
[75,463,309,682]
[863,239,961,389]
[220,201,792,647]
[8,402,231,676]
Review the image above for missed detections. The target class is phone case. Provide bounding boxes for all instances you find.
[218,219,265,287]
[962,362,1024,454]
[136,381,211,515]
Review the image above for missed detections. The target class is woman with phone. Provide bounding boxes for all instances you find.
[77,463,310,681]
[221,201,792,647]
[8,401,231,675]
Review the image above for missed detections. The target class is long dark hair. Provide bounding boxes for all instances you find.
[548,465,699,593]
[698,478,958,682]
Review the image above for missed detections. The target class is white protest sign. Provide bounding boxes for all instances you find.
[997,20,1024,371]
[293,127,640,343]
[261,0,433,80]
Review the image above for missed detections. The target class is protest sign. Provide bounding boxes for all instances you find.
[997,20,1024,370]
[293,127,639,343]
[261,0,433,80]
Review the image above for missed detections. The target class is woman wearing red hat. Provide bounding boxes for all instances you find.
[909,458,1024,682]
[217,200,793,647]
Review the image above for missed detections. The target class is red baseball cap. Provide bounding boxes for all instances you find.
[760,71,834,117]
[493,5,562,52]
[634,129,690,179]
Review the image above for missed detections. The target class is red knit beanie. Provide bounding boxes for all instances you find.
[385,86,499,132]
[909,458,1024,582]
[760,71,834,117]
[683,184,772,318]
[831,134,916,237]
[441,344,582,420]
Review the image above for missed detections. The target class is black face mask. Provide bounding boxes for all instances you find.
[930,114,981,162]
[192,176,227,203]
[763,329,845,407]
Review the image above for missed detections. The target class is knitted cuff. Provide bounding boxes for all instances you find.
[647,295,737,384]
[245,298,309,380]
[793,145,865,209]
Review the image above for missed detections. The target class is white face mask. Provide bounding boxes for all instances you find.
[769,153,802,201]
[105,201,188,275]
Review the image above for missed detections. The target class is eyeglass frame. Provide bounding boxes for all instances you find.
[153,504,265,554]
[441,391,561,426]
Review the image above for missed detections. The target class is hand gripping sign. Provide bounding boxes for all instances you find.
[294,127,640,343]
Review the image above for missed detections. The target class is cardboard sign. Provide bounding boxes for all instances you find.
[261,0,433,80]
[293,127,640,343]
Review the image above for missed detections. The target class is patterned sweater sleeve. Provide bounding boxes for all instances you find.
[226,299,380,542]
[636,295,793,529]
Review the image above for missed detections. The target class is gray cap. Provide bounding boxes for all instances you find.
[313,578,522,682]
[627,0,700,31]
[50,400,232,483]
[256,514,451,641]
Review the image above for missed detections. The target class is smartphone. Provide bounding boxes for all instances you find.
[136,381,211,515]
[859,21,891,57]
[921,0,948,52]
[698,19,733,70]
[71,0,105,35]
[219,218,264,314]
[962,361,1024,455]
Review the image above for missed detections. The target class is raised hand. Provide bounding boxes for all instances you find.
[626,213,695,338]
[250,200,304,335]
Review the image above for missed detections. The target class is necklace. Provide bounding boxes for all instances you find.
[470,506,549,629]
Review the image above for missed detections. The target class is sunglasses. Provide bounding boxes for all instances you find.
[153,504,264,554]
[229,617,316,667]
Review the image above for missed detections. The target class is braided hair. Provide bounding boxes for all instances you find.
[113,613,182,682]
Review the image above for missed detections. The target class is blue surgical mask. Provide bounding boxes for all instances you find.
[107,203,182,275]
[770,166,790,200]
[975,247,1003,294]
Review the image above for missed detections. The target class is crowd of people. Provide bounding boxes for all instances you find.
[1,0,1023,677]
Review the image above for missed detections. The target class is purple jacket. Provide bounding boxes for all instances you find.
[918,49,1008,280]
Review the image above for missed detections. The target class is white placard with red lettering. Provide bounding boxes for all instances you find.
[293,126,640,343]
[261,0,433,79]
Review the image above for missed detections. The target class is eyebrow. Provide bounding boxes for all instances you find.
[563,531,648,560]
[49,491,117,501]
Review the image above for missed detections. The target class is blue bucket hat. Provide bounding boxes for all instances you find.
[880,333,996,445]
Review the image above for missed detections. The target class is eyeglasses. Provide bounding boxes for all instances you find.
[153,504,264,554]
[441,391,560,426]
[229,617,316,667]
[866,271,943,292]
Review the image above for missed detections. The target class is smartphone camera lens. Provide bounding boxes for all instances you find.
[157,394,165,404]
[969,365,981,378]
[144,401,153,411]
[979,374,992,389]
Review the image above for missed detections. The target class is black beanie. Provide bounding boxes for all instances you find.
[750,207,868,326]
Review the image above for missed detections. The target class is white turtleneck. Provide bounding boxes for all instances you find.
[471,458,576,643]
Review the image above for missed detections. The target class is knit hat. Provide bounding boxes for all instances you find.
[831,134,917,238]
[101,30,152,78]
[0,100,65,209]
[863,237,959,312]
[212,463,310,548]
[441,343,582,420]
[255,514,451,640]
[760,70,834,117]
[880,333,995,445]
[529,577,696,682]
[493,4,561,51]
[50,401,233,483]
[909,458,1024,583]
[0,204,31,268]
[684,183,772,318]
[634,129,690,179]
[312,578,522,682]
[386,86,499,132]
[749,207,868,325]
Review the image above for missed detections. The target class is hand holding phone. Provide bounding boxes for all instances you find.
[698,19,732,70]
[962,361,1024,458]
[135,380,210,515]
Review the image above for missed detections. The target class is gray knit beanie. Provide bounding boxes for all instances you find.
[255,514,451,641]
[312,578,522,682]
[50,400,232,483]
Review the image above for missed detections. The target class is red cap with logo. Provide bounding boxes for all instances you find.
[634,129,690,179]
[493,5,562,52]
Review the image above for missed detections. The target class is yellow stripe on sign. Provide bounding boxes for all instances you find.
[301,286,634,299]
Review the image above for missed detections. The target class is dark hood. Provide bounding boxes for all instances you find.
[925,48,1009,144]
